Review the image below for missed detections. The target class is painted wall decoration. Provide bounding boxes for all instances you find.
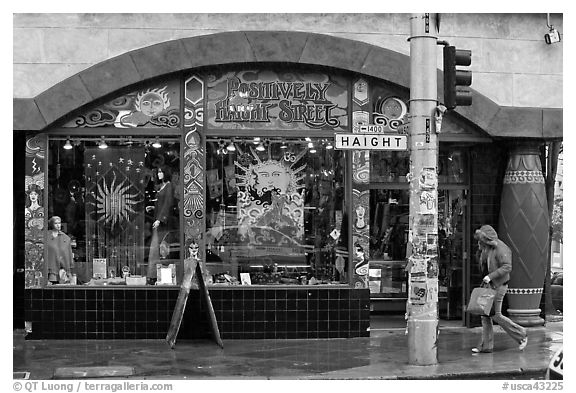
[351,78,371,289]
[371,85,409,134]
[63,80,181,128]
[234,145,307,242]
[205,69,348,131]
[183,75,206,265]
[25,134,47,288]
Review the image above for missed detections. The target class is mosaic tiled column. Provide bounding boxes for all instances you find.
[24,134,47,288]
[183,75,206,271]
[499,144,549,327]
[351,78,370,289]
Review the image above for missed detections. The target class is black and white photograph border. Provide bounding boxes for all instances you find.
[6,1,569,391]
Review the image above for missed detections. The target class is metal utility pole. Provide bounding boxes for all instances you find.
[406,13,439,366]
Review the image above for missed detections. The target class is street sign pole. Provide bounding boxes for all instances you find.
[406,13,439,366]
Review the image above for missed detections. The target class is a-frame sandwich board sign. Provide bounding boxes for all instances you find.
[166,256,223,349]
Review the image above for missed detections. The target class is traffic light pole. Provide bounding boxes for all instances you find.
[406,13,439,366]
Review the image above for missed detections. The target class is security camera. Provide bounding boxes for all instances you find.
[545,27,561,44]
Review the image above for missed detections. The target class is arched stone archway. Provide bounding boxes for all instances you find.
[13,31,561,139]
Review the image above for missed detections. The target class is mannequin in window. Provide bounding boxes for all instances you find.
[64,180,83,239]
[46,216,73,284]
[147,166,174,280]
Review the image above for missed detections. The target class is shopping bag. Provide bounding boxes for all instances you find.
[466,285,496,316]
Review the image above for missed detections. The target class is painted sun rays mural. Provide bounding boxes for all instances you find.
[235,143,307,242]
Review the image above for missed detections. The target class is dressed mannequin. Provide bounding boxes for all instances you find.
[147,166,174,279]
[46,216,73,284]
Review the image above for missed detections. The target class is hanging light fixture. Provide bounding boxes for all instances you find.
[253,137,261,145]
[152,136,162,148]
[325,139,334,150]
[308,141,316,154]
[256,141,265,152]
[280,139,288,149]
[98,136,108,149]
[226,138,236,152]
[63,137,73,150]
[217,139,228,155]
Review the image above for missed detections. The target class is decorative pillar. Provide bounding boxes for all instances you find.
[499,143,549,327]
[351,78,370,289]
[183,75,206,273]
[24,134,47,288]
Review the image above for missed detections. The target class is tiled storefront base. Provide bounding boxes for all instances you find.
[24,287,370,340]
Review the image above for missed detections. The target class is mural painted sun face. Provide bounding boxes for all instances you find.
[135,86,171,117]
[254,162,291,194]
[235,144,307,197]
[95,172,140,228]
[140,93,165,117]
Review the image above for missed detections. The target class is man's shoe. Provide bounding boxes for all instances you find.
[472,347,492,353]
[518,337,528,351]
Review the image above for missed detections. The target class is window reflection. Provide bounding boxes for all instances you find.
[205,138,348,285]
[47,138,181,285]
[370,151,410,183]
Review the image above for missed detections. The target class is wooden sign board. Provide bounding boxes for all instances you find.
[166,260,223,349]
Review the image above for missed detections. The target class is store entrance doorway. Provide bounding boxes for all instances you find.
[367,187,468,325]
[437,188,467,321]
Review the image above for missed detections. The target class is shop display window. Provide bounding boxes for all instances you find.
[204,137,348,285]
[46,137,181,286]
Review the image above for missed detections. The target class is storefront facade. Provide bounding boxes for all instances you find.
[14,19,563,339]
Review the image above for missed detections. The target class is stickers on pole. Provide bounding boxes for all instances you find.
[420,190,437,214]
[407,302,436,318]
[427,278,438,302]
[410,280,428,305]
[419,168,436,190]
[419,168,437,214]
[411,232,438,255]
[427,256,439,278]
[409,256,428,274]
[426,233,438,255]
[416,214,436,235]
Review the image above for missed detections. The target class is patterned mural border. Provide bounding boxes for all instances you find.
[507,288,544,295]
[503,170,545,184]
[24,134,47,288]
[351,78,371,289]
[183,75,206,266]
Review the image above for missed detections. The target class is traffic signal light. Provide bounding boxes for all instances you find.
[443,46,472,109]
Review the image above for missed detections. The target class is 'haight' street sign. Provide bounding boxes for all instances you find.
[334,133,408,150]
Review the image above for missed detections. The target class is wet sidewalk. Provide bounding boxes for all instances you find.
[13,320,562,380]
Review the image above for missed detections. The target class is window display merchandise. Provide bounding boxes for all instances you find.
[47,138,181,285]
[204,137,348,286]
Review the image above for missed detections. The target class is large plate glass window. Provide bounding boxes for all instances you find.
[47,136,181,285]
[204,137,348,285]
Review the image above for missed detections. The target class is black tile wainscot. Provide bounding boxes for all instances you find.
[24,287,370,340]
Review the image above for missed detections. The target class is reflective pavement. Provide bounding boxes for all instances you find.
[13,318,562,380]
